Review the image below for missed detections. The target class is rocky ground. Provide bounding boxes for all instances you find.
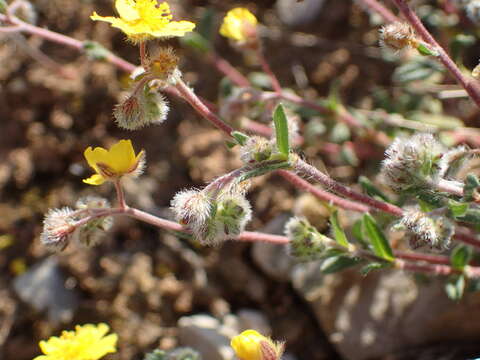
[2,0,480,359]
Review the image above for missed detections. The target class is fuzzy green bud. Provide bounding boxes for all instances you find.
[400,209,454,251]
[285,217,330,259]
[114,85,169,130]
[240,136,274,164]
[75,196,113,248]
[381,133,444,192]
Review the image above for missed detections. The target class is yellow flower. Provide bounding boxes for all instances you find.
[91,0,195,43]
[220,8,258,42]
[230,330,284,360]
[83,139,145,185]
[33,323,118,360]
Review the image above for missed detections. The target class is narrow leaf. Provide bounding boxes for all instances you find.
[362,214,394,262]
[231,131,249,146]
[417,43,439,56]
[273,104,290,157]
[359,176,390,202]
[360,262,389,276]
[330,210,349,247]
[320,256,361,274]
[448,200,469,218]
[450,244,472,270]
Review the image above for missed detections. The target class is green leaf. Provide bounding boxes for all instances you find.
[456,208,480,225]
[83,41,110,61]
[231,131,249,146]
[0,0,7,13]
[330,210,349,247]
[417,43,439,56]
[360,262,390,276]
[180,32,210,53]
[463,174,480,201]
[320,256,361,274]
[392,58,443,83]
[225,141,236,149]
[445,275,465,301]
[448,200,469,218]
[450,244,473,270]
[273,104,290,157]
[359,176,390,202]
[362,214,395,262]
[236,161,290,182]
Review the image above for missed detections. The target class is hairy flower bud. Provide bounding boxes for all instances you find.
[379,22,419,51]
[40,207,77,251]
[285,217,329,259]
[381,133,444,192]
[400,209,454,251]
[171,189,212,236]
[148,47,181,85]
[207,194,252,244]
[114,86,169,130]
[240,136,274,164]
[75,196,113,247]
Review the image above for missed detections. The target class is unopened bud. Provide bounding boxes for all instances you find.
[230,330,284,360]
[171,189,212,236]
[75,196,113,247]
[114,86,169,130]
[400,209,454,251]
[40,207,77,251]
[285,217,329,259]
[381,133,444,192]
[213,194,252,240]
[148,47,180,85]
[240,136,274,164]
[379,22,419,51]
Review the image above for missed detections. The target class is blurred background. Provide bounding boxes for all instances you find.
[2,0,480,359]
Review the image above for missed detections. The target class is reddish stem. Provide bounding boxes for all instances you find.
[391,0,480,108]
[174,78,234,136]
[358,0,399,23]
[393,250,451,265]
[207,52,251,87]
[293,158,404,216]
[277,170,370,213]
[256,47,282,94]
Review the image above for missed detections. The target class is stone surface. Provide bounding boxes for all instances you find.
[177,314,236,360]
[252,213,293,281]
[291,263,480,360]
[13,256,79,323]
[276,0,325,27]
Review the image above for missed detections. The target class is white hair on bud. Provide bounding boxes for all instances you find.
[381,133,444,192]
[40,207,77,251]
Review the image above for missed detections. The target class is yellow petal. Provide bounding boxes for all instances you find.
[151,20,196,37]
[108,139,135,173]
[83,174,106,186]
[84,146,109,173]
[115,0,140,21]
[90,12,118,24]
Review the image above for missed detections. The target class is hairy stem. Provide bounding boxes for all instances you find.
[293,158,404,216]
[390,0,480,108]
[174,77,235,136]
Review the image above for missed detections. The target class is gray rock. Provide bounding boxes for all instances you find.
[237,309,271,335]
[291,263,480,360]
[13,256,79,323]
[177,314,236,360]
[252,213,293,281]
[276,0,325,27]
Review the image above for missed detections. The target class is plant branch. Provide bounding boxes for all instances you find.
[390,0,480,108]
[292,158,404,216]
